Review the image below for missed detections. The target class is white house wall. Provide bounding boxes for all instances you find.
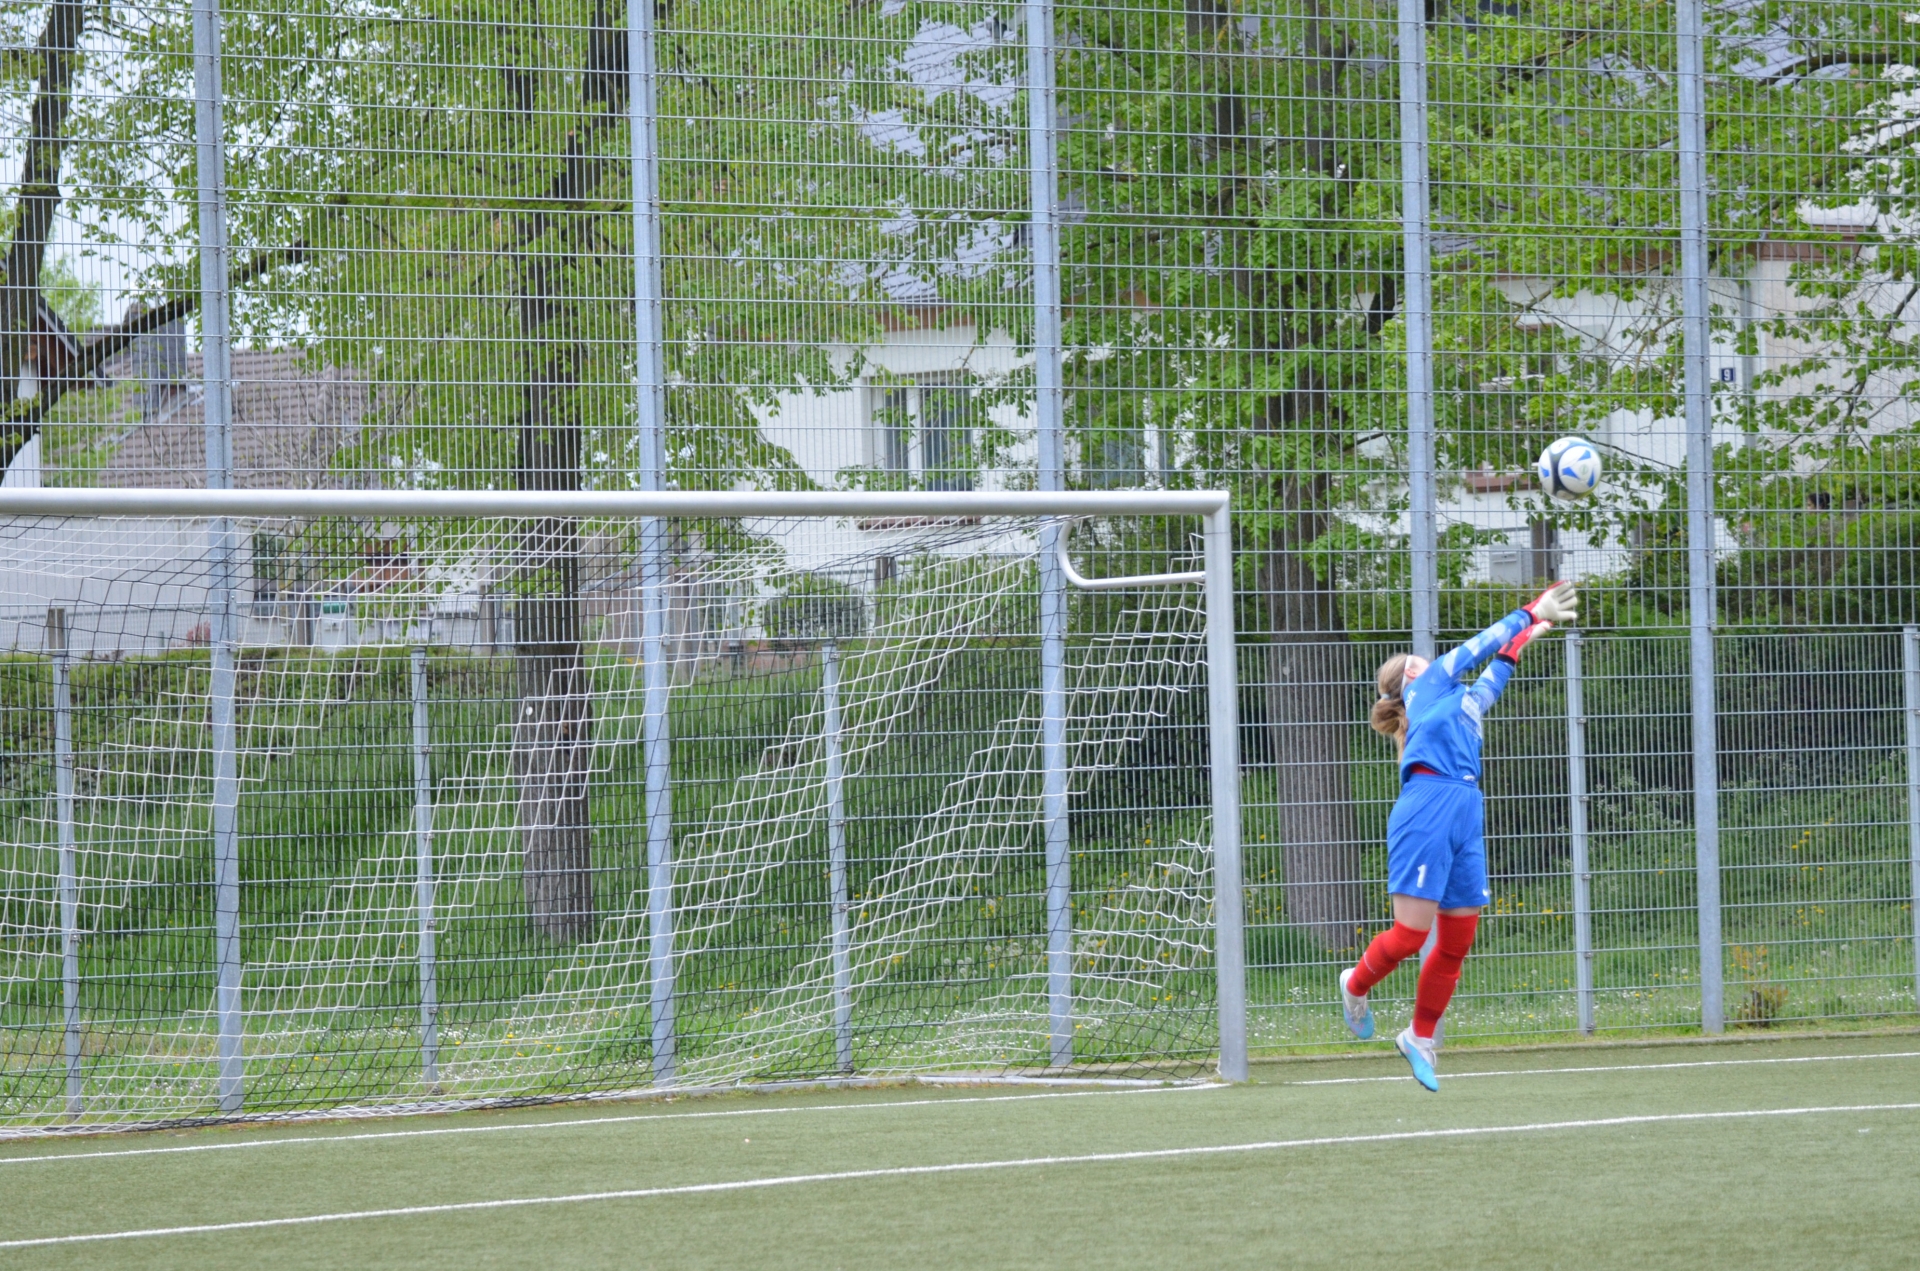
[747,323,1040,577]
[0,517,214,654]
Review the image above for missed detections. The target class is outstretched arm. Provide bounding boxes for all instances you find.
[1467,658,1516,715]
[1465,620,1551,714]
[1434,610,1532,681]
[1432,581,1579,682]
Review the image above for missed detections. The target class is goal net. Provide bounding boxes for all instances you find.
[0,490,1243,1134]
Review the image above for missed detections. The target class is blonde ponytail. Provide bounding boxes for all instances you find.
[1370,653,1413,752]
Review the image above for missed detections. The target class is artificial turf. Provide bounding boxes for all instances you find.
[2,1033,1916,1269]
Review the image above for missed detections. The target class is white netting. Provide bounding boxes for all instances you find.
[0,511,1223,1132]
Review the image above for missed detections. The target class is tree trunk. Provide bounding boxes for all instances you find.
[513,328,596,942]
[1262,6,1369,946]
[505,5,627,942]
[1262,471,1365,949]
[1,0,86,402]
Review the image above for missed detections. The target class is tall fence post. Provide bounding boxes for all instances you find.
[1026,0,1072,1069]
[628,0,676,1085]
[1205,508,1248,1081]
[1398,0,1445,1030]
[1565,631,1595,1035]
[1397,0,1437,665]
[49,608,81,1115]
[411,648,439,1084]
[193,0,244,1110]
[1904,627,1920,1012]
[822,641,853,1074]
[1675,0,1724,1035]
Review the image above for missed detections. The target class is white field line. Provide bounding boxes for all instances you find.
[1283,1048,1920,1086]
[0,1084,1217,1168]
[8,1047,1912,1169]
[4,1101,1917,1251]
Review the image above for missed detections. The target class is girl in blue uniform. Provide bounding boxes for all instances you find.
[1337,581,1578,1089]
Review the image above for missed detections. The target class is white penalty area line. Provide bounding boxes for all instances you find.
[5,1101,1916,1251]
[1283,1048,1920,1087]
[0,1083,1218,1169]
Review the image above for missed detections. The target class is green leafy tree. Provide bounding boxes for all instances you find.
[1427,1,1916,620]
[1056,0,1406,945]
[1052,0,1912,943]
[11,0,1912,949]
[17,0,1026,939]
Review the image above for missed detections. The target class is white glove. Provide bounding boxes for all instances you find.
[1526,581,1578,625]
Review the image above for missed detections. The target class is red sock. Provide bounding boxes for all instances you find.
[1413,913,1480,1039]
[1345,921,1429,997]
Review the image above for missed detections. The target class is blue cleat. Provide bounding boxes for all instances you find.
[1396,1026,1439,1092]
[1338,968,1375,1041]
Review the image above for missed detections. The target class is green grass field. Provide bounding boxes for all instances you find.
[3,1031,1916,1269]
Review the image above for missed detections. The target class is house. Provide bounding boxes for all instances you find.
[0,342,392,654]
[746,315,1042,582]
[738,210,1912,601]
[2,341,769,660]
[1463,207,1911,587]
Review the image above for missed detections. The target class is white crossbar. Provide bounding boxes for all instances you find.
[0,488,1228,520]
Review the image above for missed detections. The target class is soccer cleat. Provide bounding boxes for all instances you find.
[1338,968,1375,1041]
[1396,1026,1439,1092]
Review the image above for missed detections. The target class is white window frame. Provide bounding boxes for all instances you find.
[864,373,977,492]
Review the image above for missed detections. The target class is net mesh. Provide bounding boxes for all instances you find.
[0,510,1222,1132]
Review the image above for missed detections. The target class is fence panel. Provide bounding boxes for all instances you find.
[1,0,1917,1122]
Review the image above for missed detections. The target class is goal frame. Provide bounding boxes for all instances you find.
[0,486,1247,1111]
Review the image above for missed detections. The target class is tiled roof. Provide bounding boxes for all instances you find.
[96,350,370,490]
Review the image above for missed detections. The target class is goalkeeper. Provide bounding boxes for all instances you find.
[1335,581,1578,1090]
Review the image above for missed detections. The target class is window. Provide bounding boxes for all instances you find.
[874,386,911,475]
[251,532,287,616]
[869,374,976,492]
[1084,428,1145,490]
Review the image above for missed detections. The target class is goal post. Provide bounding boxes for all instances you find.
[0,487,1243,1133]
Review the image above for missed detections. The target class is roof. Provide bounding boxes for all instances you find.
[94,349,369,490]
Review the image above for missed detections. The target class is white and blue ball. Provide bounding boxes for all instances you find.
[1536,436,1602,500]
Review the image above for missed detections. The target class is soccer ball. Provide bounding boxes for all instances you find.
[1536,436,1602,500]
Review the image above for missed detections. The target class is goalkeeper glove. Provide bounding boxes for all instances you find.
[1524,580,1578,625]
[1496,620,1552,665]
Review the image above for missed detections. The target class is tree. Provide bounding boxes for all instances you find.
[0,0,84,409]
[44,0,1018,941]
[1050,0,1912,946]
[1425,0,1916,608]
[0,0,309,470]
[1057,1,1406,946]
[21,0,1911,950]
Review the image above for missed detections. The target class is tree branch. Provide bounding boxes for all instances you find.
[1768,50,1901,85]
[1,0,87,395]
[0,243,308,470]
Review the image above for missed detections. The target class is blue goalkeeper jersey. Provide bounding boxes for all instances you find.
[1399,609,1533,784]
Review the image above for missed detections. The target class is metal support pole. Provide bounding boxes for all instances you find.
[628,0,675,1085]
[194,0,244,1110]
[1676,0,1723,1035]
[1396,0,1446,1039]
[49,608,81,1115]
[1204,509,1247,1081]
[1027,0,1072,1068]
[1904,627,1920,1012]
[411,649,440,1084]
[1566,632,1595,1035]
[822,642,853,1073]
[1397,0,1437,663]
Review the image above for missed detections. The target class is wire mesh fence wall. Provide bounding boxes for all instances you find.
[0,504,1237,1130]
[1,0,1918,1124]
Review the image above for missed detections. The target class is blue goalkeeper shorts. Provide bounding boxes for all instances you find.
[1385,775,1490,910]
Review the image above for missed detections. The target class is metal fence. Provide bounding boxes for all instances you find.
[2,0,1918,1120]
